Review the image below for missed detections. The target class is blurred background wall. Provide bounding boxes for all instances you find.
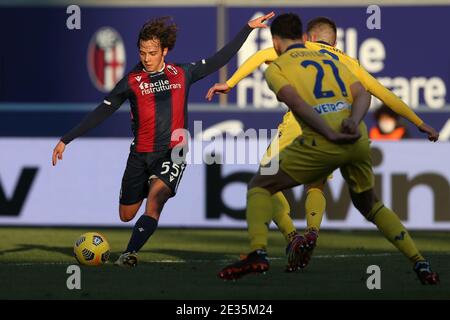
[1,0,449,228]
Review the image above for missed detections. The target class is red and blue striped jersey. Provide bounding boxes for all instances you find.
[106,62,205,152]
[60,24,253,150]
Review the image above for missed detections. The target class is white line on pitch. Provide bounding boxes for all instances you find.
[3,253,399,266]
[6,252,450,266]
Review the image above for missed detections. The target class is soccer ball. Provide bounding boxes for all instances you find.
[73,232,110,266]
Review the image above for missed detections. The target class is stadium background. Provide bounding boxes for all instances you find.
[1,0,450,300]
[1,0,449,229]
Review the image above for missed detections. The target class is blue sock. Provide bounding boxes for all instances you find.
[125,215,158,253]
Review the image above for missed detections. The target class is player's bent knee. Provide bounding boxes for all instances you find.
[119,205,140,222]
[149,184,173,203]
[248,174,278,193]
[351,199,371,218]
[119,215,131,222]
[144,181,173,220]
[248,174,261,190]
[119,211,133,222]
[349,188,378,219]
[305,183,325,192]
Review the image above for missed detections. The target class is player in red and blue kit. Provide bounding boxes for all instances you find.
[52,12,275,267]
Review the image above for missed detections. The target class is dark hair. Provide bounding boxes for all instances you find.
[374,104,399,120]
[306,16,337,36]
[270,13,303,40]
[137,16,178,50]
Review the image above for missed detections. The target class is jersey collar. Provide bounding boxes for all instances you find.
[316,40,333,46]
[142,63,166,74]
[286,43,306,51]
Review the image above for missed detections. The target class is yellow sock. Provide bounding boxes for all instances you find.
[246,187,273,252]
[305,188,326,233]
[367,202,424,263]
[271,192,297,243]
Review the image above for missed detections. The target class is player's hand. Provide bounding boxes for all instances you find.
[205,83,231,101]
[341,118,358,134]
[328,131,361,144]
[418,122,439,142]
[248,11,275,29]
[52,141,66,166]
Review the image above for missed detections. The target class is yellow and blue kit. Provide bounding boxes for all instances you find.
[227,42,423,165]
[264,43,372,192]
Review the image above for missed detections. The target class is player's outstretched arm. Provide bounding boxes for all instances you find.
[226,48,277,89]
[191,12,275,82]
[418,123,439,142]
[50,103,118,166]
[358,67,438,141]
[60,101,121,144]
[205,48,278,101]
[277,85,360,144]
[51,76,130,166]
[359,67,422,125]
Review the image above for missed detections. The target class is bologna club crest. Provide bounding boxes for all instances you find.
[167,65,178,75]
[87,27,126,92]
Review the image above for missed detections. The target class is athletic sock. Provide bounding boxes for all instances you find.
[247,187,273,252]
[125,215,158,253]
[367,202,424,263]
[271,192,297,243]
[305,188,326,233]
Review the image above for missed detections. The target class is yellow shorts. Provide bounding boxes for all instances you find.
[261,111,333,184]
[279,136,374,194]
[260,111,302,166]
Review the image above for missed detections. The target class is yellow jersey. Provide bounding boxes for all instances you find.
[264,43,365,141]
[226,43,423,127]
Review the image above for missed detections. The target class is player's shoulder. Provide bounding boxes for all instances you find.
[123,62,151,84]
[173,60,205,70]
[306,40,344,54]
[264,60,282,76]
[306,41,359,64]
[162,62,187,76]
[335,49,360,67]
[167,62,185,68]
[118,63,149,87]
[265,47,307,73]
[267,49,292,69]
[106,62,143,89]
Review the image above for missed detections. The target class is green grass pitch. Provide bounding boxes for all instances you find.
[0,227,449,299]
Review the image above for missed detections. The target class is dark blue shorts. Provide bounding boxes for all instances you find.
[119,148,186,205]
